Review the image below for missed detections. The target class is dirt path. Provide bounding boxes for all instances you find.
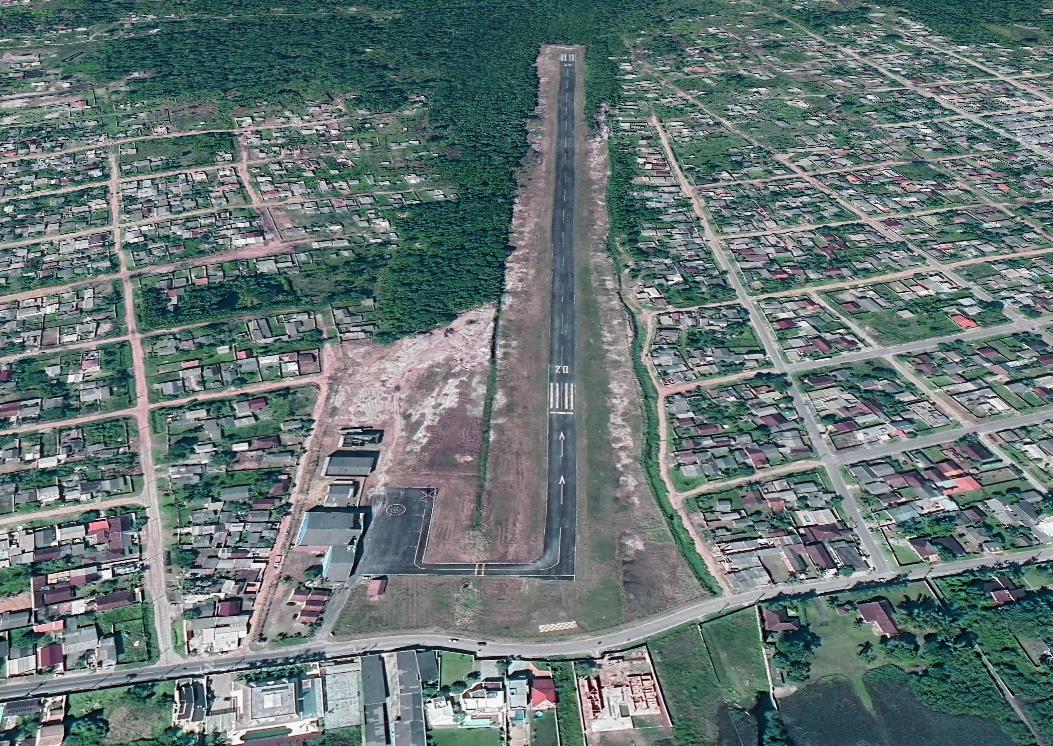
[692,151,976,191]
[0,114,361,167]
[0,180,106,206]
[108,145,177,664]
[247,349,332,643]
[0,184,425,307]
[677,460,826,503]
[0,374,325,438]
[0,496,145,528]
[0,335,131,367]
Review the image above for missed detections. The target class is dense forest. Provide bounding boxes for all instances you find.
[8,0,1039,338]
[5,0,714,340]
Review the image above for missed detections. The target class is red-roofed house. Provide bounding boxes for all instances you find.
[858,600,900,638]
[984,575,1027,606]
[530,676,558,711]
[761,607,800,633]
[37,643,64,671]
[944,476,982,497]
[216,598,243,617]
[95,590,138,612]
[33,620,63,635]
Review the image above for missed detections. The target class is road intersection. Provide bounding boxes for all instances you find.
[637,34,1053,583]
[4,545,1053,702]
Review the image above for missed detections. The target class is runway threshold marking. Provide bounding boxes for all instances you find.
[548,382,575,413]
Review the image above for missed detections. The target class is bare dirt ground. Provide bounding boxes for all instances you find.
[260,550,323,642]
[474,46,562,563]
[293,307,496,564]
[0,593,31,613]
[334,49,706,640]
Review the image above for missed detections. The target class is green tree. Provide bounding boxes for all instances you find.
[64,712,109,746]
[773,627,821,682]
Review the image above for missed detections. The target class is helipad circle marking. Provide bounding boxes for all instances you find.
[386,503,407,516]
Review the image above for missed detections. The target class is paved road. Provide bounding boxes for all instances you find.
[464,51,580,577]
[352,52,580,580]
[537,50,580,577]
[7,547,1053,702]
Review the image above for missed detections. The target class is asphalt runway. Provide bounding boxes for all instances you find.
[358,52,580,580]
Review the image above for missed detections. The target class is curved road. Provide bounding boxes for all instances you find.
[4,547,1053,701]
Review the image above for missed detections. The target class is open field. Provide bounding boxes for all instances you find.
[765,576,1036,743]
[774,583,941,706]
[68,683,174,743]
[432,729,502,746]
[531,712,559,746]
[780,671,1019,746]
[701,608,768,706]
[649,626,733,746]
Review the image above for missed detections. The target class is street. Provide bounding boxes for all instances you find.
[4,546,1053,702]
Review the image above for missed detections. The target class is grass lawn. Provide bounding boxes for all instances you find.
[531,712,559,746]
[892,543,923,566]
[172,620,186,656]
[68,683,173,742]
[803,603,882,707]
[649,625,724,745]
[97,603,156,664]
[317,726,362,746]
[121,133,237,171]
[439,651,476,687]
[701,607,768,705]
[548,661,585,746]
[115,617,152,663]
[798,583,937,707]
[856,310,960,345]
[431,728,502,746]
[1023,565,1053,589]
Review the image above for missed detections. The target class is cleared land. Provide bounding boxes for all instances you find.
[297,307,496,563]
[439,651,477,686]
[476,46,564,562]
[333,46,705,637]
